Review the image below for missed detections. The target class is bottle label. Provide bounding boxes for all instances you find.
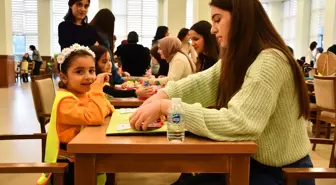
[172,114,181,124]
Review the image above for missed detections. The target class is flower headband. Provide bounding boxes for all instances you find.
[57,43,96,66]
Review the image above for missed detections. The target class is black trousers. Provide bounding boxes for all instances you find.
[173,155,315,185]
[33,61,42,75]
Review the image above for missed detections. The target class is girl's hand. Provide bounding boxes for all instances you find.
[123,71,131,77]
[121,82,128,89]
[95,73,111,83]
[136,86,154,97]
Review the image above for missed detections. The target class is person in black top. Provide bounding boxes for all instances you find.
[328,44,336,55]
[90,8,127,85]
[90,45,153,98]
[189,21,219,72]
[58,0,101,50]
[150,45,169,77]
[115,31,151,76]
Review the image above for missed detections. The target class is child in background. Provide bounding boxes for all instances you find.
[37,44,113,185]
[20,53,30,82]
[90,45,154,98]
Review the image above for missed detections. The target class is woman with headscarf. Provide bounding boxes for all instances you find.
[154,36,196,85]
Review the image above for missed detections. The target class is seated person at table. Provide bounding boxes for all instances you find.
[37,44,113,185]
[129,0,314,185]
[142,36,196,86]
[90,45,153,98]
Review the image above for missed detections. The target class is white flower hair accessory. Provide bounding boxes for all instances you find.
[57,43,96,65]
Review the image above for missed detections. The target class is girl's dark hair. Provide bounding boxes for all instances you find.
[210,0,309,119]
[127,31,139,43]
[310,41,318,51]
[89,45,109,75]
[58,50,94,88]
[177,28,189,41]
[29,45,36,51]
[152,26,168,45]
[90,8,115,53]
[64,0,90,24]
[190,20,219,65]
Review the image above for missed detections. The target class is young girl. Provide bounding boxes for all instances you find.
[90,45,153,98]
[37,44,113,185]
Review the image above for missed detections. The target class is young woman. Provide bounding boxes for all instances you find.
[30,45,43,75]
[189,21,219,72]
[178,28,197,64]
[151,26,169,76]
[90,8,128,86]
[305,41,317,66]
[130,0,313,185]
[58,0,101,50]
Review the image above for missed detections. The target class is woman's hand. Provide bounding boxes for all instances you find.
[129,99,172,131]
[158,75,166,78]
[143,91,169,105]
[135,86,154,97]
[95,73,111,83]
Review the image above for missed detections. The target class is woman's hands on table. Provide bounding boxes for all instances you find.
[129,99,172,131]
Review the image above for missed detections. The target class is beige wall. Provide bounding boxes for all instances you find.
[163,0,187,36]
[38,0,52,56]
[0,0,13,55]
[324,0,336,49]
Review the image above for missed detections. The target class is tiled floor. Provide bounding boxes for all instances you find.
[0,82,335,185]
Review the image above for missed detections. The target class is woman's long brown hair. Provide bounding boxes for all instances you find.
[210,0,309,119]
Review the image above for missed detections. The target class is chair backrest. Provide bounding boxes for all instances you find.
[314,76,336,112]
[31,74,55,133]
[41,61,47,69]
[317,51,336,76]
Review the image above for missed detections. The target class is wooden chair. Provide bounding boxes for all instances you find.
[40,61,47,75]
[312,76,336,150]
[31,74,55,161]
[0,133,68,185]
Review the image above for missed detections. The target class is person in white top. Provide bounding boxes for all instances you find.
[178,28,198,64]
[305,41,317,66]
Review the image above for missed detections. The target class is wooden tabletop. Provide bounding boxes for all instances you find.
[109,98,144,108]
[68,118,257,154]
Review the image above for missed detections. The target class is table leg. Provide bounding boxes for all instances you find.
[227,155,250,185]
[53,173,64,185]
[75,154,96,185]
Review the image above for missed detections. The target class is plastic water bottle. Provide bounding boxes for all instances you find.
[167,98,185,143]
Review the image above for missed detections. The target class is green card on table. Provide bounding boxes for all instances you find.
[106,109,167,135]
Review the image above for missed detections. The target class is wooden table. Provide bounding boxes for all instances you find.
[109,98,144,108]
[68,118,257,185]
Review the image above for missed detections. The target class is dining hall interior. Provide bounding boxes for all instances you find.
[1,0,336,185]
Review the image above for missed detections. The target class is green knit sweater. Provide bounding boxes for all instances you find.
[161,49,311,167]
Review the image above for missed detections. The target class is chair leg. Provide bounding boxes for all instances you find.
[326,123,331,139]
[53,173,64,185]
[312,116,321,150]
[106,173,116,185]
[285,178,297,185]
[41,138,46,162]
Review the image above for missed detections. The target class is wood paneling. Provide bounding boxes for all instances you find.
[0,55,15,88]
[41,56,52,61]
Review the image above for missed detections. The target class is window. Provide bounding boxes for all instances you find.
[282,0,297,49]
[52,0,99,55]
[112,0,158,48]
[262,3,269,15]
[186,0,193,28]
[11,0,38,60]
[52,0,68,55]
[310,0,325,48]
